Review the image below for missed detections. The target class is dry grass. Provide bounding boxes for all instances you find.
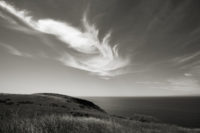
[0,115,199,133]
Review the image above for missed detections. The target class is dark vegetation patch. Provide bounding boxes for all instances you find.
[0,99,7,103]
[70,111,90,117]
[72,98,106,112]
[5,101,14,105]
[61,105,66,108]
[129,114,161,123]
[50,103,59,107]
[79,105,85,109]
[17,101,34,104]
[0,99,14,105]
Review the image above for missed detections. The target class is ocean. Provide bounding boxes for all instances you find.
[83,97,200,128]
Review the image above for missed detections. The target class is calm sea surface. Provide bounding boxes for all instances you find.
[83,97,200,128]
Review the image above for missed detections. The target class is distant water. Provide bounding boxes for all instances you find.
[83,97,200,128]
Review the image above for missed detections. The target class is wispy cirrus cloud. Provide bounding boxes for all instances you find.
[0,1,130,77]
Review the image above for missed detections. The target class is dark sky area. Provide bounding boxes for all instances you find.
[0,0,200,96]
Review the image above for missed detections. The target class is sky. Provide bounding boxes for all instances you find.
[0,0,200,96]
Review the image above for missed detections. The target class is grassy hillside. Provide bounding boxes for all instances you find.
[0,93,199,133]
[0,93,106,119]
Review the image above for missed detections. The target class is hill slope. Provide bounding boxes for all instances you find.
[0,93,199,133]
[0,93,106,119]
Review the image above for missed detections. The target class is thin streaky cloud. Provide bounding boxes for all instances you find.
[135,78,199,92]
[166,78,199,92]
[171,51,200,67]
[177,52,200,64]
[0,43,31,57]
[0,1,130,77]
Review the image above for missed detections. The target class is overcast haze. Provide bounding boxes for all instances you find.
[0,0,200,96]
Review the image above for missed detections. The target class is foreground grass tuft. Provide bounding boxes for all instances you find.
[0,115,199,133]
